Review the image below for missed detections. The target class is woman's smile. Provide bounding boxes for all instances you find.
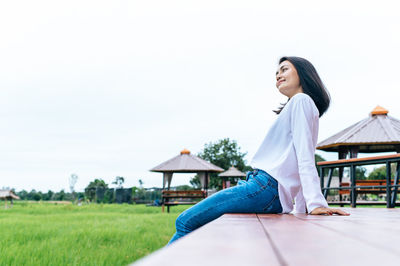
[276,79,285,87]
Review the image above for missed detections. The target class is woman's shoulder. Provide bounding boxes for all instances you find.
[289,93,319,116]
[291,92,312,102]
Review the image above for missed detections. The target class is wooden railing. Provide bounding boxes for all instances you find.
[317,154,400,207]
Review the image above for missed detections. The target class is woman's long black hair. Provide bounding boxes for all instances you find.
[273,56,331,117]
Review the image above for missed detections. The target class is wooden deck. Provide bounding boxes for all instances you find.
[132,208,400,266]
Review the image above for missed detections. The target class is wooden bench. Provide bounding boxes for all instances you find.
[131,209,400,266]
[162,190,206,213]
[339,180,395,195]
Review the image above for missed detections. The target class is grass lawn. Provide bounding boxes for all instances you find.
[0,202,189,266]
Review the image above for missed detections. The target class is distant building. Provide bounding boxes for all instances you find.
[0,190,20,208]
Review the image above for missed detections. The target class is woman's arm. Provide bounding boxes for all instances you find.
[290,95,349,216]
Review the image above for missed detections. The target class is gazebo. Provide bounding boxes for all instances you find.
[218,166,246,189]
[316,106,400,206]
[317,106,400,159]
[150,148,224,191]
[150,149,224,212]
[0,190,20,208]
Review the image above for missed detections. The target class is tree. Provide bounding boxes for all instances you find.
[368,164,397,180]
[43,190,54,201]
[315,154,325,163]
[69,174,78,201]
[27,189,41,201]
[32,191,42,201]
[112,176,125,188]
[190,138,252,190]
[53,190,66,201]
[84,179,108,202]
[17,190,28,200]
[368,166,386,179]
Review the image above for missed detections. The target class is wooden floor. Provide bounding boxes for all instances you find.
[132,208,400,266]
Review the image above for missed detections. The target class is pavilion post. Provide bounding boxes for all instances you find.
[162,173,166,190]
[162,173,173,190]
[386,162,392,208]
[350,164,357,208]
[204,172,209,197]
[338,148,348,206]
[350,147,359,159]
[198,172,205,189]
[391,163,400,207]
[323,168,333,198]
[319,167,324,191]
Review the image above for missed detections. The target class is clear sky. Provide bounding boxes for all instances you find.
[1,0,399,192]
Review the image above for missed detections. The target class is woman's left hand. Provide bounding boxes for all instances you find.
[310,207,350,216]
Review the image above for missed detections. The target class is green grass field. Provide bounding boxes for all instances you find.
[0,202,189,266]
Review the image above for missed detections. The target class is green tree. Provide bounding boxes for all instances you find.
[84,179,108,202]
[27,189,41,201]
[315,154,325,163]
[368,165,397,180]
[190,138,252,190]
[355,167,368,180]
[43,190,54,201]
[17,190,28,200]
[174,185,193,191]
[33,191,42,201]
[368,166,386,179]
[340,166,367,180]
[112,176,125,188]
[54,190,66,201]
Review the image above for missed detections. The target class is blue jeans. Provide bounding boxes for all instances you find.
[168,169,282,244]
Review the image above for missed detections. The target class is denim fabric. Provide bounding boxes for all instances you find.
[168,169,282,245]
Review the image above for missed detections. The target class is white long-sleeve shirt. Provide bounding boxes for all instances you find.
[250,92,328,214]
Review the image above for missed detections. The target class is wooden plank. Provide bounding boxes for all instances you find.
[163,202,197,205]
[257,213,400,266]
[132,214,280,266]
[317,153,400,166]
[328,201,400,205]
[293,208,400,254]
[297,208,400,227]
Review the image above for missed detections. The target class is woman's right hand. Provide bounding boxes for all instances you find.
[310,207,350,216]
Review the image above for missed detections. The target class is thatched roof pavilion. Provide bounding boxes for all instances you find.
[0,190,19,200]
[150,149,224,191]
[218,166,246,189]
[0,190,19,208]
[317,106,400,159]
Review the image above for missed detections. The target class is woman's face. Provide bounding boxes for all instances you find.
[275,60,303,98]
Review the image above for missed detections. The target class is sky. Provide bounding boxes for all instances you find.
[1,0,399,192]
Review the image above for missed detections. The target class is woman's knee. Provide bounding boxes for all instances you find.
[175,211,192,233]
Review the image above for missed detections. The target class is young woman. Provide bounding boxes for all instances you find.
[168,56,350,245]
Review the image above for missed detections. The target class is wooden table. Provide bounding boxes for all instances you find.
[132,208,400,266]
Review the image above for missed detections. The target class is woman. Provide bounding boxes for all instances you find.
[168,56,350,245]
